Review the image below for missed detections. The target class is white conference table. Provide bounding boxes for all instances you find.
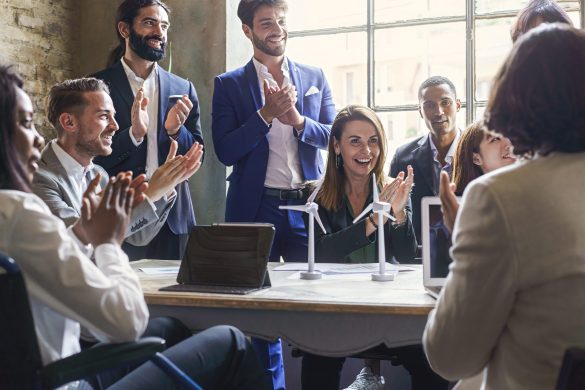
[132,260,436,357]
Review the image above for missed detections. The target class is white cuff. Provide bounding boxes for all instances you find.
[256,110,272,127]
[67,225,94,257]
[129,127,144,146]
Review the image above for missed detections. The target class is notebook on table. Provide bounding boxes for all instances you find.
[160,223,275,295]
[421,196,459,299]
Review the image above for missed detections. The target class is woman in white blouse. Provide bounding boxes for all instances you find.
[0,64,270,389]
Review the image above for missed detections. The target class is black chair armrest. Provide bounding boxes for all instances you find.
[40,337,166,389]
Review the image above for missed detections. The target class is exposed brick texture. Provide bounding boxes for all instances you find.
[0,0,79,139]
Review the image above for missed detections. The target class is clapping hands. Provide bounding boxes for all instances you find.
[73,172,134,247]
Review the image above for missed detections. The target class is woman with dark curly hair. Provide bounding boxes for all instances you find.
[424,24,585,390]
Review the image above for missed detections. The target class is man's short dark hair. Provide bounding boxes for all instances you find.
[486,24,585,156]
[46,78,110,134]
[418,76,457,101]
[237,0,288,28]
[511,0,572,43]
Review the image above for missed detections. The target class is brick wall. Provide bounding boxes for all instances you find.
[0,0,79,139]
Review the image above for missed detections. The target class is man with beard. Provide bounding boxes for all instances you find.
[211,1,336,388]
[390,76,462,244]
[92,0,204,261]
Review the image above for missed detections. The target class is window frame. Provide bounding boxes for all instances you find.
[289,0,584,126]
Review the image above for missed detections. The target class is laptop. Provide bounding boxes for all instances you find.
[160,223,275,295]
[421,196,459,299]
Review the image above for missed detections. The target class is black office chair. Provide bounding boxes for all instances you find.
[556,347,585,390]
[0,253,202,390]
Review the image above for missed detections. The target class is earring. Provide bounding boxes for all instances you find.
[335,154,343,168]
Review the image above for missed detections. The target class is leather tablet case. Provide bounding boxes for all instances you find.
[160,223,275,295]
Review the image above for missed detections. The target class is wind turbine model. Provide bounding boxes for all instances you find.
[353,173,396,281]
[279,184,326,280]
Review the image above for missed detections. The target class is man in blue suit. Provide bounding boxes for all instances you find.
[93,0,204,260]
[212,1,336,388]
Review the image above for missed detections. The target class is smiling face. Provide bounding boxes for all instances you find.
[124,5,169,62]
[419,83,461,138]
[73,91,119,160]
[14,87,44,182]
[474,132,516,173]
[334,119,381,181]
[244,5,288,58]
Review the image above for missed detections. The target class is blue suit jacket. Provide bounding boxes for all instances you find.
[212,58,336,222]
[92,61,204,234]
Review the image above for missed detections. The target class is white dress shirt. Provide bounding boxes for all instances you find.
[0,190,149,366]
[252,57,303,189]
[121,58,160,179]
[51,140,96,196]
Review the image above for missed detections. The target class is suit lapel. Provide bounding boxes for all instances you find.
[109,61,135,113]
[158,67,170,143]
[413,137,436,195]
[288,59,303,114]
[40,144,83,212]
[244,60,262,110]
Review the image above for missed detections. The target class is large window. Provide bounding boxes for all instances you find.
[287,0,583,160]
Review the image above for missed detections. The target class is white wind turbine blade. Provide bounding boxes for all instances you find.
[279,205,307,212]
[372,173,379,203]
[352,204,373,224]
[307,181,322,204]
[382,212,396,222]
[311,209,327,234]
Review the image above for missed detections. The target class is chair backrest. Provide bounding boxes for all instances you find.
[0,253,44,389]
[556,347,585,390]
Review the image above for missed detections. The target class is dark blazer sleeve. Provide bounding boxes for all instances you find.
[166,80,204,156]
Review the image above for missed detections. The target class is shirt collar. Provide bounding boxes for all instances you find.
[51,140,94,178]
[427,129,462,165]
[120,57,158,84]
[252,56,290,88]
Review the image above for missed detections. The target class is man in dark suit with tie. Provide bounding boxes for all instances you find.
[92,0,204,260]
[211,1,336,388]
[390,76,462,244]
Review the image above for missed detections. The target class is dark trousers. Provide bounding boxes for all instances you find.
[123,223,189,261]
[96,326,271,389]
[301,345,449,390]
[85,317,193,389]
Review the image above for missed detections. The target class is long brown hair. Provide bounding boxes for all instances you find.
[317,105,388,211]
[452,121,485,195]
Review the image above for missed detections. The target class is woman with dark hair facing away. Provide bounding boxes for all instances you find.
[0,64,271,389]
[511,0,572,42]
[451,121,516,196]
[301,105,448,390]
[425,24,585,389]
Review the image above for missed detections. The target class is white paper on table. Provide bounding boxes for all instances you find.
[273,263,414,274]
[138,267,180,275]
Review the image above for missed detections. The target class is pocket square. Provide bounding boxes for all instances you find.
[304,86,320,97]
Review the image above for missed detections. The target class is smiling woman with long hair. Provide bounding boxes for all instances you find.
[301,105,448,390]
